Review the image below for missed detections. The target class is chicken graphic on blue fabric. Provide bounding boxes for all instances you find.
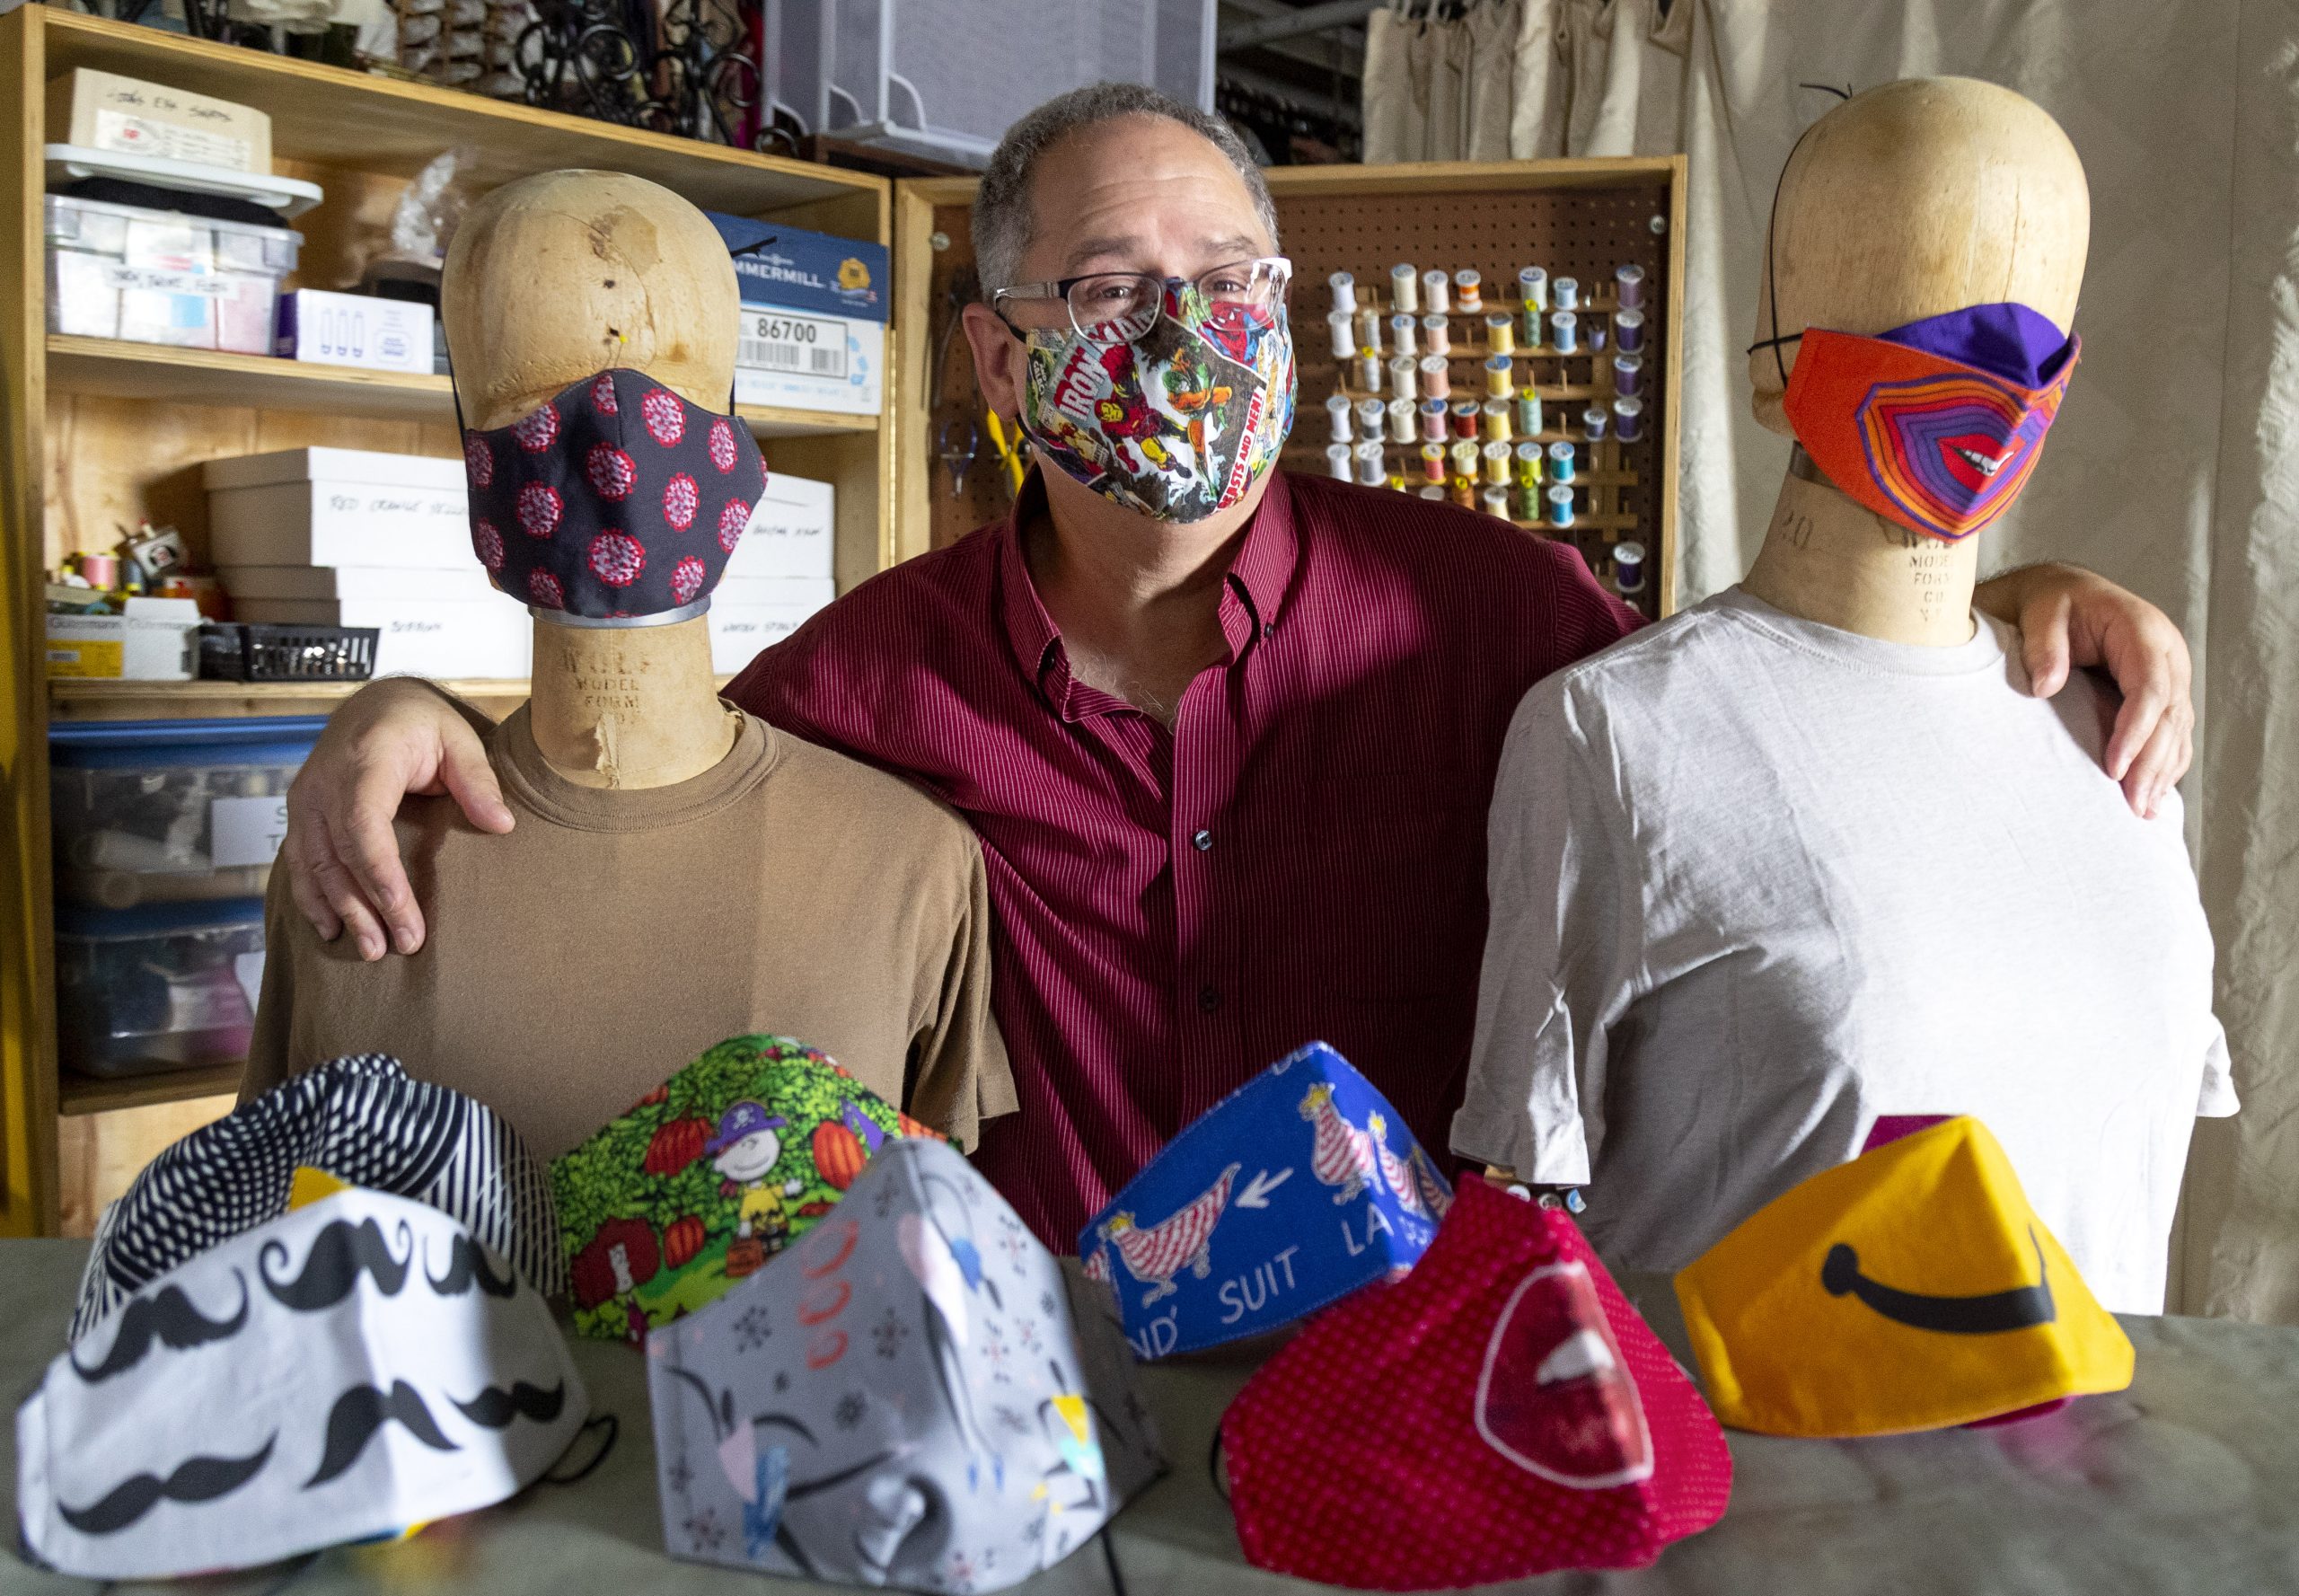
[1097,1162,1241,1308]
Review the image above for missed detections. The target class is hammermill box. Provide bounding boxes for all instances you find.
[705,213,886,418]
[46,69,273,174]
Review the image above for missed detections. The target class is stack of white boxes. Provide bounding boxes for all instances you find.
[707,472,837,675]
[204,447,532,680]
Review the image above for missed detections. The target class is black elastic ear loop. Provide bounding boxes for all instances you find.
[1099,1527,1132,1596]
[724,234,779,413]
[1208,1427,1230,1503]
[542,1411,621,1485]
[1748,84,1856,389]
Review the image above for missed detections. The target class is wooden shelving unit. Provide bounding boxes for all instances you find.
[0,5,902,1235]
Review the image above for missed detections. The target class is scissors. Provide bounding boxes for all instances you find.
[937,419,980,498]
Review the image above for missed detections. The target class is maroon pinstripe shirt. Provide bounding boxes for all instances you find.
[728,469,1643,1247]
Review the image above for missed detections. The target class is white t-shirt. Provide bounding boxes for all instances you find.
[1455,587,2234,1314]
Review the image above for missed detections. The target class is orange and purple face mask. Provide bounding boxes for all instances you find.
[1761,301,2078,542]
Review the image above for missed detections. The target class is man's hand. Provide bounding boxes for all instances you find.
[284,679,511,958]
[1974,563,2194,819]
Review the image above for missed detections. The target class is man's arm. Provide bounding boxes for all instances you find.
[1972,563,2193,818]
[281,678,511,958]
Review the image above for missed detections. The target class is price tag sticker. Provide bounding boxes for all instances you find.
[736,308,850,379]
[211,794,289,869]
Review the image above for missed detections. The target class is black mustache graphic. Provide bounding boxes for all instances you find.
[427,1233,520,1299]
[454,1380,566,1428]
[261,1218,415,1312]
[1822,1230,2057,1335]
[306,1380,458,1487]
[70,1274,251,1384]
[59,1438,275,1535]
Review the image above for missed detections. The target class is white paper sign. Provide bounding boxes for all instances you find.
[210,793,288,869]
[233,951,267,1011]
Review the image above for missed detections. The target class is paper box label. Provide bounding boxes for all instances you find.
[210,794,289,869]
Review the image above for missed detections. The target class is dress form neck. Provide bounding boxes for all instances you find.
[1740,451,1980,647]
[526,614,738,789]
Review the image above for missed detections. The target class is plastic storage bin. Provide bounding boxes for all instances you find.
[780,0,1215,163]
[54,899,264,1079]
[49,717,325,909]
[44,192,302,354]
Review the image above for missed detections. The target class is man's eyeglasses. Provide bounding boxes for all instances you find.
[991,256,1293,345]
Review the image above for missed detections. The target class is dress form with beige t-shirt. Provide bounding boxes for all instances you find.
[1739,78,2089,646]
[442,169,740,787]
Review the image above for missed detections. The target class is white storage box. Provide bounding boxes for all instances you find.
[709,577,836,675]
[277,288,436,374]
[233,594,532,680]
[47,597,202,681]
[780,0,1214,163]
[204,447,471,569]
[45,192,300,354]
[724,472,835,582]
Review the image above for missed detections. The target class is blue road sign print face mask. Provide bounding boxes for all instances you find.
[1078,1042,1454,1359]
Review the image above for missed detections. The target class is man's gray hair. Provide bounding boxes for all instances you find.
[973,83,1281,292]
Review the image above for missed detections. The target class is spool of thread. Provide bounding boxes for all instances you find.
[1359,351,1383,392]
[1420,442,1448,484]
[1422,313,1450,357]
[1420,398,1449,443]
[1325,392,1353,443]
[1420,354,1451,401]
[1484,313,1516,357]
[1553,276,1580,313]
[1615,309,1645,355]
[1521,306,1543,350]
[1613,539,1647,596]
[1546,483,1575,527]
[1455,269,1484,314]
[1326,442,1354,481]
[1391,263,1420,315]
[1423,269,1451,316]
[1387,397,1417,444]
[1517,482,1544,520]
[1450,400,1482,440]
[1513,440,1544,488]
[1550,311,1579,356]
[1547,439,1577,483]
[1615,263,1645,311]
[1353,439,1387,487]
[80,553,120,587]
[1591,324,1608,354]
[1484,355,1514,400]
[1516,392,1544,437]
[1419,485,1447,501]
[1613,353,1643,398]
[1582,405,1609,442]
[1449,478,1476,508]
[1449,439,1481,478]
[1482,439,1512,486]
[1613,395,1644,443]
[1390,315,1419,359]
[1389,356,1419,403]
[1357,397,1387,436]
[1326,310,1356,360]
[1481,398,1512,444]
[1329,270,1357,317]
[1518,266,1549,313]
[1359,307,1386,353]
[1481,486,1511,519]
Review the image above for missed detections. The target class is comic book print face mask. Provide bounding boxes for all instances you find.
[1012,277,1296,523]
[1763,302,2078,542]
[648,1138,1166,1591]
[458,368,767,622]
[551,1036,945,1345]
[17,1188,587,1581]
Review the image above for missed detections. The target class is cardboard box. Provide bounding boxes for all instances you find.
[45,69,272,173]
[233,594,532,680]
[204,448,471,569]
[709,578,836,675]
[277,289,436,375]
[724,472,835,583]
[706,214,886,418]
[47,597,202,680]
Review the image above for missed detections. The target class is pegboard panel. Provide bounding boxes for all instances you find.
[903,159,1683,614]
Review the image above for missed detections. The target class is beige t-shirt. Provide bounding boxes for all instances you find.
[247,704,1017,1158]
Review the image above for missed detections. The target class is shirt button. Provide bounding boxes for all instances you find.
[1192,828,1212,851]
[1198,985,1222,1013]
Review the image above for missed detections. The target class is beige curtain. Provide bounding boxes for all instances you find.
[1362,0,1524,162]
[1366,0,2299,1320]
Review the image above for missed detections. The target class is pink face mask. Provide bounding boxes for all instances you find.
[1220,1179,1731,1589]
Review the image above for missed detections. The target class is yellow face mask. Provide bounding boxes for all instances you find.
[1673,1116,2133,1437]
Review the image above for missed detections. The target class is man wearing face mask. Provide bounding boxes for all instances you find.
[278,84,2198,1250]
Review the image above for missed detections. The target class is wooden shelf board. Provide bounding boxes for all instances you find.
[46,336,877,438]
[49,676,533,720]
[59,1061,245,1116]
[39,11,885,216]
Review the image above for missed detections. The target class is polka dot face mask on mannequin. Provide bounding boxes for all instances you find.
[458,369,767,624]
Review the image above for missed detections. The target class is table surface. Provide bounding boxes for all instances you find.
[6,1239,2299,1595]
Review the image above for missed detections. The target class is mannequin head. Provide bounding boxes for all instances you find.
[443,170,739,430]
[1748,77,2089,436]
